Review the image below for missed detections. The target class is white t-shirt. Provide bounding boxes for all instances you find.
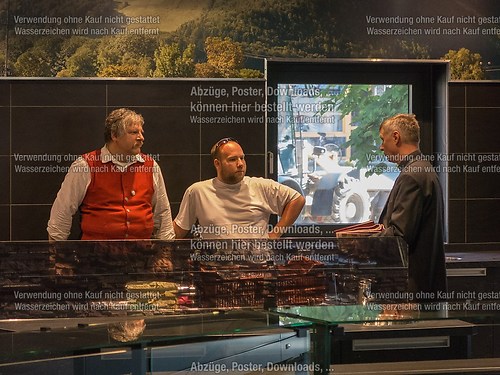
[174,176,301,238]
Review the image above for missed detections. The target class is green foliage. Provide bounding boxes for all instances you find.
[96,34,159,77]
[97,64,138,77]
[177,0,341,59]
[348,40,430,59]
[195,62,223,78]
[319,85,409,172]
[5,0,121,76]
[398,40,431,59]
[442,48,485,80]
[238,68,263,78]
[55,37,99,77]
[174,0,433,60]
[14,48,53,76]
[5,0,479,77]
[153,43,195,77]
[203,36,243,77]
[7,0,117,18]
[194,37,261,78]
[13,37,65,76]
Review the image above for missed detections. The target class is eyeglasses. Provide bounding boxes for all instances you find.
[214,137,238,150]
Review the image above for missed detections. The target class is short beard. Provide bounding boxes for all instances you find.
[221,172,244,184]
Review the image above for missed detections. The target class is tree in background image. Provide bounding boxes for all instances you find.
[443,48,485,80]
[95,34,159,77]
[152,42,195,77]
[13,36,64,76]
[56,37,99,77]
[195,36,243,78]
[348,39,430,60]
[195,36,261,78]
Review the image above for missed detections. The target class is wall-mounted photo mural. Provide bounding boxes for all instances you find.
[1,0,499,78]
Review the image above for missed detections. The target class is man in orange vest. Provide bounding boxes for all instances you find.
[48,108,175,240]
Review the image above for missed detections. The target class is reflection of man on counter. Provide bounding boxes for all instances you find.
[47,108,175,240]
[174,138,305,239]
[377,114,447,301]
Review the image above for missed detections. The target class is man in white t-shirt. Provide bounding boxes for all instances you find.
[174,138,305,239]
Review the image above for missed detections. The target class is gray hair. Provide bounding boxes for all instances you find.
[104,108,144,143]
[380,113,420,145]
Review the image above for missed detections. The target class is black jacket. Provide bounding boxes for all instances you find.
[379,150,447,301]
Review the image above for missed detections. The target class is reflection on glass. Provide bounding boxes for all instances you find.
[108,319,146,342]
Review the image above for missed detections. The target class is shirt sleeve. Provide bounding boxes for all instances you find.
[151,161,175,240]
[261,178,302,215]
[174,185,196,231]
[47,157,90,240]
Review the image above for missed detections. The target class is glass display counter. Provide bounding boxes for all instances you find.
[0,304,489,374]
[1,238,498,373]
[0,237,406,373]
[269,304,484,370]
[0,309,310,373]
[0,236,408,318]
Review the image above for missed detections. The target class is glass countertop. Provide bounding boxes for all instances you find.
[0,309,292,365]
[271,302,500,326]
[2,303,497,366]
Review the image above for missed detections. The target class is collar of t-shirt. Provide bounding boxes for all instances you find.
[213,176,244,190]
[100,145,144,172]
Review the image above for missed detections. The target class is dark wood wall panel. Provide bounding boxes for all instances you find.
[448,82,500,246]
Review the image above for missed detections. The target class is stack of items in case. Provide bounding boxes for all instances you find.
[196,257,327,308]
[125,281,180,310]
[334,221,385,238]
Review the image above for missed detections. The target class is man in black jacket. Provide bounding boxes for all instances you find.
[378,114,447,304]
